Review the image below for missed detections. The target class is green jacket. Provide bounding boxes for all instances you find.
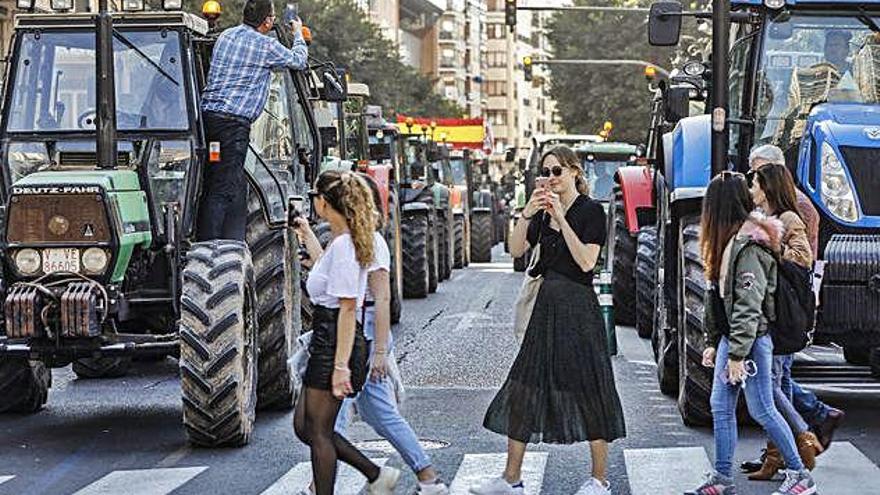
[705,220,779,361]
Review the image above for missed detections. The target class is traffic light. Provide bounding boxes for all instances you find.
[505,0,517,30]
[523,56,533,82]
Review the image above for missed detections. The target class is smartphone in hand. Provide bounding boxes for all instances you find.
[535,177,550,190]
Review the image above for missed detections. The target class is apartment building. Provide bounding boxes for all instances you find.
[485,0,560,164]
[436,0,485,117]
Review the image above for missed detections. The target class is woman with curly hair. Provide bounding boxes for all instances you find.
[292,171,399,494]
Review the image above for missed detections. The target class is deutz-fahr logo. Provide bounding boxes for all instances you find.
[11,185,101,195]
[864,127,880,140]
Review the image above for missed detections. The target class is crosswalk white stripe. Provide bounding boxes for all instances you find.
[72,466,207,495]
[625,447,711,495]
[449,452,548,495]
[0,475,14,486]
[259,458,387,495]
[811,441,880,494]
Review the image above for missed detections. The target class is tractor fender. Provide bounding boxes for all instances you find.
[615,166,654,234]
[402,202,430,213]
[666,115,711,192]
[453,210,466,217]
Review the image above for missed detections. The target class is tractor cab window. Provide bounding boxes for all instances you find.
[251,71,295,170]
[7,30,188,133]
[754,13,880,151]
[728,21,757,164]
[583,154,633,201]
[449,158,468,186]
[143,140,192,225]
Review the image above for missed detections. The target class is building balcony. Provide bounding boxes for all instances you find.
[400,0,445,32]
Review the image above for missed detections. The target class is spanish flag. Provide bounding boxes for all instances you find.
[396,116,486,151]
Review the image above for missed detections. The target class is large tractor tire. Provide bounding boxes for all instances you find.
[73,357,132,379]
[677,216,713,426]
[402,213,430,299]
[246,196,299,411]
[870,348,880,379]
[428,219,439,294]
[388,195,403,324]
[453,215,465,269]
[438,215,451,281]
[0,358,51,413]
[471,212,493,263]
[612,188,637,326]
[652,223,678,397]
[843,346,870,366]
[180,240,258,447]
[635,227,658,339]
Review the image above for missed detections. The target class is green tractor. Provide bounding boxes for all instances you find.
[0,3,333,447]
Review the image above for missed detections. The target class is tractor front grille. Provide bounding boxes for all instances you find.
[839,146,880,216]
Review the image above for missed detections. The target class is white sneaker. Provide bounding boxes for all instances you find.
[575,477,611,495]
[418,479,451,494]
[469,476,525,495]
[367,466,401,495]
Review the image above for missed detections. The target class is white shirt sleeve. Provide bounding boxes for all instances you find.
[326,236,364,300]
[369,232,391,274]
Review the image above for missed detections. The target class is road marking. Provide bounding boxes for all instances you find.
[449,452,548,495]
[625,447,711,495]
[72,467,207,495]
[259,458,387,495]
[811,442,880,494]
[0,476,14,486]
[155,445,191,468]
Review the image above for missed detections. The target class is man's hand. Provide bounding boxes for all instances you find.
[369,352,388,382]
[290,17,303,37]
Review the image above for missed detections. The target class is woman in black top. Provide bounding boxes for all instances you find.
[472,146,626,495]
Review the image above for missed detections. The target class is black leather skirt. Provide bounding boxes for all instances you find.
[303,305,368,395]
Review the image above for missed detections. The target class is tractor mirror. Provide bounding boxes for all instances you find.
[320,68,347,102]
[504,147,516,162]
[664,85,691,123]
[648,1,683,47]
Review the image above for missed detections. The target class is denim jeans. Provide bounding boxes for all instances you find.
[772,354,809,435]
[792,379,831,426]
[711,335,804,477]
[335,309,432,474]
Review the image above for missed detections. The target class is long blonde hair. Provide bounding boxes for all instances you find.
[316,171,376,267]
[542,145,589,196]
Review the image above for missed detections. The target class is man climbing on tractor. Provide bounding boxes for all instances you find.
[198,0,308,241]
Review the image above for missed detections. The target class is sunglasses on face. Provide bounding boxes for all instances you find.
[541,165,564,177]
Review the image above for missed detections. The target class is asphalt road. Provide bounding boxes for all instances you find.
[1,246,878,495]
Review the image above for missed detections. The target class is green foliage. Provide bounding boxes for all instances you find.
[546,0,696,144]
[183,0,463,118]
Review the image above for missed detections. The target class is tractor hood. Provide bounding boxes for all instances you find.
[6,170,152,282]
[801,103,880,228]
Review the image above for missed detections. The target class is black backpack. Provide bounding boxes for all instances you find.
[712,243,815,355]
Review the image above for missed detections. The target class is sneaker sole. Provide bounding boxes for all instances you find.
[774,487,816,495]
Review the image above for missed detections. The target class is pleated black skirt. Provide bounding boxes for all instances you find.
[483,271,627,444]
[303,305,369,396]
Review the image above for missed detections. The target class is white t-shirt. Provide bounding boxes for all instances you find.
[365,232,391,303]
[306,234,368,309]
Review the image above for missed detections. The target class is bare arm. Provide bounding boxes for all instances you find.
[293,218,323,266]
[510,189,547,258]
[367,269,391,381]
[557,215,601,272]
[332,298,358,398]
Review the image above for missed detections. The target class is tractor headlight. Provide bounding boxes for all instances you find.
[820,142,859,222]
[763,0,785,9]
[121,0,144,10]
[163,0,183,9]
[82,248,109,275]
[16,0,35,10]
[50,0,73,10]
[15,249,41,275]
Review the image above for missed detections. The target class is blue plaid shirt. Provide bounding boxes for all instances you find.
[201,24,308,122]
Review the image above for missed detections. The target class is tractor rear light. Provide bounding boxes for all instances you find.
[820,142,859,223]
[82,248,110,275]
[15,249,41,275]
[122,0,144,11]
[16,0,35,10]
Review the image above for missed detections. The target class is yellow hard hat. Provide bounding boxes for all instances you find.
[202,0,221,17]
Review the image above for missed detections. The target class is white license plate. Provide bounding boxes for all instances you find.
[42,248,80,274]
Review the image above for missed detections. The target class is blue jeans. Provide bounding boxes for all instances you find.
[711,335,804,477]
[772,355,809,435]
[335,311,432,474]
[792,379,831,426]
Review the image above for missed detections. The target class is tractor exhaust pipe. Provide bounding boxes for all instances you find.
[710,0,730,177]
[96,0,117,169]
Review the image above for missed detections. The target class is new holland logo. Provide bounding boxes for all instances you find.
[864,127,880,140]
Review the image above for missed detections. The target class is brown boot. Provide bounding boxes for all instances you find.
[796,431,824,470]
[749,442,783,480]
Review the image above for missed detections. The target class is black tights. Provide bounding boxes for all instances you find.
[294,387,380,494]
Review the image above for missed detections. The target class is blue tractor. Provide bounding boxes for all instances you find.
[624,0,880,424]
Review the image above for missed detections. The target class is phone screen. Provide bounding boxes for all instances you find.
[535,177,550,190]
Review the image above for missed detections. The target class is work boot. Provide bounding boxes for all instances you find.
[812,408,845,451]
[749,443,784,481]
[740,448,767,474]
[796,431,824,470]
